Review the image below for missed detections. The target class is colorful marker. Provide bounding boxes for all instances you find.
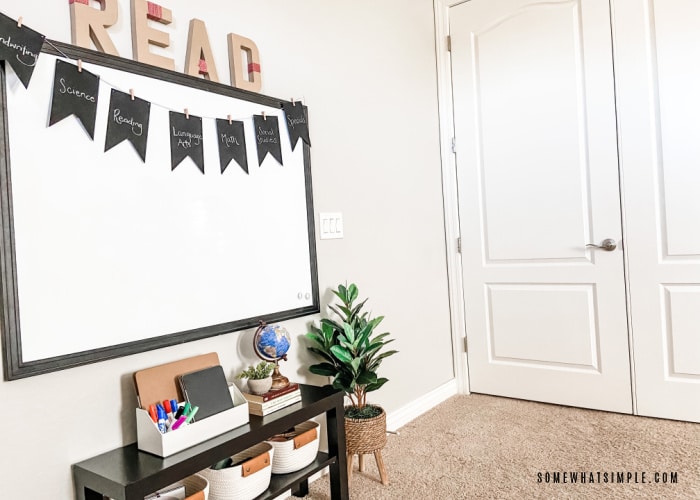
[170,415,187,431]
[174,403,185,419]
[156,405,168,434]
[148,404,158,424]
[185,406,199,424]
[163,400,175,424]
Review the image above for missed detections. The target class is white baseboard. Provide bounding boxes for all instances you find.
[385,378,458,432]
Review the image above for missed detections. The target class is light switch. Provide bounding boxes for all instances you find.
[319,212,344,239]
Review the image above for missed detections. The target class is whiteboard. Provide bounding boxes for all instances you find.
[0,43,318,379]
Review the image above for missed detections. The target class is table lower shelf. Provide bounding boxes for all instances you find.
[254,452,334,500]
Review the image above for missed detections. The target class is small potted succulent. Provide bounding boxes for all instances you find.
[305,283,397,484]
[236,360,275,395]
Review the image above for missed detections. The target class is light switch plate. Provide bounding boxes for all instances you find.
[319,212,344,239]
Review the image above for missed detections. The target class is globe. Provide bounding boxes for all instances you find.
[254,323,291,361]
[253,322,291,389]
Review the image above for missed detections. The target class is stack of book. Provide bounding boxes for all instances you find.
[242,383,301,416]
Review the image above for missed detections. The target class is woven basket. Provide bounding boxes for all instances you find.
[182,473,210,500]
[199,443,273,500]
[144,473,209,500]
[345,405,387,455]
[265,420,320,474]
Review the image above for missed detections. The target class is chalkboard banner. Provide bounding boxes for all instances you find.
[105,89,151,162]
[169,111,204,173]
[282,102,311,150]
[0,12,45,88]
[216,118,248,174]
[253,115,283,166]
[49,59,100,139]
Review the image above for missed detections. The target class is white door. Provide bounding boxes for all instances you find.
[613,0,700,422]
[450,0,633,412]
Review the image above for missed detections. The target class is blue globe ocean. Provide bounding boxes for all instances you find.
[255,324,291,360]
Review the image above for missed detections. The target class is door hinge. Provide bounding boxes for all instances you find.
[451,137,457,153]
[463,336,468,353]
[447,35,452,52]
[457,237,462,253]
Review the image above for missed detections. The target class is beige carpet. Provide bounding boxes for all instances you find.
[304,394,700,499]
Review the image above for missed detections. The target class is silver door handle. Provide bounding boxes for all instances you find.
[586,238,617,251]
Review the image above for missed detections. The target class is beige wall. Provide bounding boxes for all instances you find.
[0,1,454,497]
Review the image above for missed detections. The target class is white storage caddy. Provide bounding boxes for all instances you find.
[199,442,274,500]
[136,385,249,457]
[266,420,320,474]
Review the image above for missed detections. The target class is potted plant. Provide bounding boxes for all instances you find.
[236,360,275,395]
[305,283,397,484]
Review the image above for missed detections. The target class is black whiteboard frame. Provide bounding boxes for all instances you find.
[0,41,319,380]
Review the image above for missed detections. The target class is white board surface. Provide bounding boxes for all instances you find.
[3,52,316,363]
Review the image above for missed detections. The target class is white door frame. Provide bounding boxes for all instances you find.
[433,0,470,395]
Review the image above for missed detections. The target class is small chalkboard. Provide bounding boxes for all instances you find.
[253,114,283,166]
[178,365,234,421]
[216,118,248,174]
[105,88,151,162]
[49,59,100,139]
[0,12,45,88]
[169,110,204,173]
[282,102,311,150]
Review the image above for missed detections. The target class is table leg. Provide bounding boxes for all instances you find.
[76,485,104,500]
[291,478,309,497]
[326,402,349,500]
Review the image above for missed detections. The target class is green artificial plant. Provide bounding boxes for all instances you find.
[235,360,274,380]
[306,283,397,417]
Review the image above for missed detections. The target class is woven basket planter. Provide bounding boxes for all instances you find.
[345,405,387,455]
[199,442,273,500]
[266,420,320,474]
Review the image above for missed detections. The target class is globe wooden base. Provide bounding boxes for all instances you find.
[271,364,289,390]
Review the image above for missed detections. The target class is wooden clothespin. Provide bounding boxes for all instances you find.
[262,111,266,121]
[291,97,296,107]
[17,17,23,28]
[129,89,135,101]
[77,59,83,72]
[227,114,232,125]
[185,108,189,119]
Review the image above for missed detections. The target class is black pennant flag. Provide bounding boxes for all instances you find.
[169,111,204,173]
[253,114,283,166]
[0,13,45,88]
[49,59,100,139]
[216,118,248,174]
[282,102,311,150]
[105,89,151,162]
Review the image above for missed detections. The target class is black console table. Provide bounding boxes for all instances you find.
[72,384,348,500]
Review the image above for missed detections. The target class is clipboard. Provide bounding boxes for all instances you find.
[178,365,234,421]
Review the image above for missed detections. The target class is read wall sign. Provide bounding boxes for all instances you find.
[69,0,263,92]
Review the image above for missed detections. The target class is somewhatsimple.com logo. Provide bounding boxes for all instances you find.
[537,471,678,484]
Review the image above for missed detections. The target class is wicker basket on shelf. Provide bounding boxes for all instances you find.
[199,442,273,500]
[265,420,320,473]
[182,473,209,500]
